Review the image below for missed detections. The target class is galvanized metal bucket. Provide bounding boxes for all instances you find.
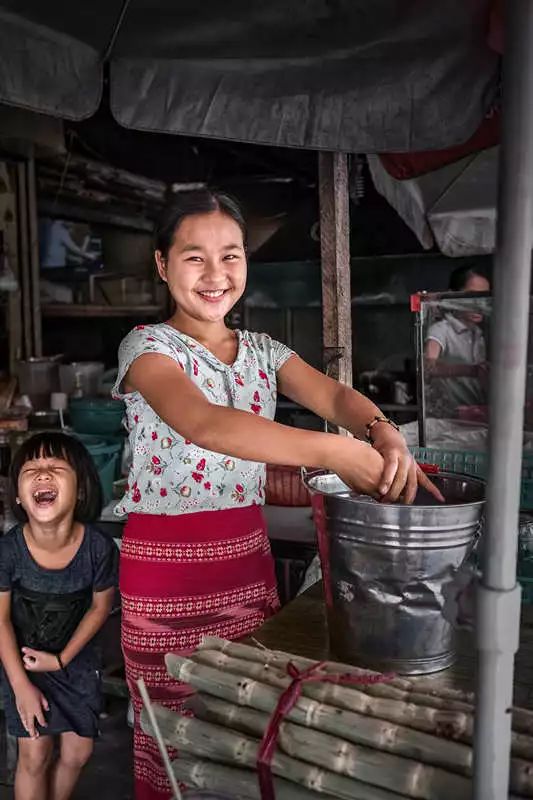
[304,471,485,675]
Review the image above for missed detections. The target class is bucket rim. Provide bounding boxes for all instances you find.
[303,468,486,510]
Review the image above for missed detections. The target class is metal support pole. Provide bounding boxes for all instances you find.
[473,2,533,797]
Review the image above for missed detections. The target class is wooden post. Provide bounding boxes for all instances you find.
[1,160,23,374]
[318,152,352,391]
[27,155,42,357]
[16,161,32,358]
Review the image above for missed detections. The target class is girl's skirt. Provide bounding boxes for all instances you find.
[1,656,101,739]
[120,505,279,800]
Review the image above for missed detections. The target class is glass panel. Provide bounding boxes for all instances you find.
[419,293,492,452]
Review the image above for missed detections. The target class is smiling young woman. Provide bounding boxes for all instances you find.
[113,189,440,800]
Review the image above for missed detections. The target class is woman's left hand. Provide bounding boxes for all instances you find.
[22,647,61,673]
[370,425,444,504]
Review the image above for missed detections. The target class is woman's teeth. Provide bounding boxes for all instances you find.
[197,289,227,299]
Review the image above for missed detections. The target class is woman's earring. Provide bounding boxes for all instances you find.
[15,498,21,505]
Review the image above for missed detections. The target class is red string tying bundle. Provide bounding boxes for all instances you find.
[256,660,395,800]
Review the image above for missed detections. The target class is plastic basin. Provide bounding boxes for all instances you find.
[69,399,125,435]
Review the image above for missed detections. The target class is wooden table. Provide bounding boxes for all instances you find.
[253,581,533,709]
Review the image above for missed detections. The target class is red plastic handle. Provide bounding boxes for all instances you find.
[417,462,440,475]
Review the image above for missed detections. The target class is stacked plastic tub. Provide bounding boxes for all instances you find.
[74,434,124,505]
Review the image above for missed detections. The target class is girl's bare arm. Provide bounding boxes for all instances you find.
[0,591,30,691]
[126,353,384,497]
[0,591,49,737]
[276,356,383,436]
[277,355,443,503]
[59,587,114,667]
[23,588,115,672]
[425,339,479,378]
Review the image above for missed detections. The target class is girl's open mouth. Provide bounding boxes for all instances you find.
[32,488,58,506]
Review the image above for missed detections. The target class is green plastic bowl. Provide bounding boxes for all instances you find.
[69,398,125,435]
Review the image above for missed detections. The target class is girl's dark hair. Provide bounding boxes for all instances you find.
[155,188,247,260]
[449,263,491,292]
[9,432,103,523]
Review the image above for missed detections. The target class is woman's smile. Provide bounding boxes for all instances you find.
[195,287,232,303]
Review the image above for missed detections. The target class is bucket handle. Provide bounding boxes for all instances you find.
[300,466,327,492]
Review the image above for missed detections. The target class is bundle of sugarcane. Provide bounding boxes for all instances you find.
[194,637,533,756]
[141,638,533,800]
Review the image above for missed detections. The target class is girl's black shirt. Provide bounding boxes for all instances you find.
[0,524,118,662]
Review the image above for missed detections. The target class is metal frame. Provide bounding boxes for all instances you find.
[414,304,426,447]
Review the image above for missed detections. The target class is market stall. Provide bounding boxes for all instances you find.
[0,2,529,800]
[139,2,532,794]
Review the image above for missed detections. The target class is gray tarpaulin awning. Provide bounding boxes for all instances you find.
[0,0,499,152]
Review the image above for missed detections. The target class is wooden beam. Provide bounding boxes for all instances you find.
[318,152,352,390]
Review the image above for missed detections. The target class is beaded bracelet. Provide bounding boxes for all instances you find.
[365,415,400,444]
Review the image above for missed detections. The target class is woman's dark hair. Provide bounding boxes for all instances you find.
[449,263,491,292]
[155,188,247,260]
[9,432,103,523]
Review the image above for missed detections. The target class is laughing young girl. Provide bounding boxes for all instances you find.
[0,432,118,800]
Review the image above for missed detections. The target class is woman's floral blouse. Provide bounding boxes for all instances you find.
[113,324,294,516]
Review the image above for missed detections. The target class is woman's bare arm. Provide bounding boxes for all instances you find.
[425,339,479,378]
[126,352,384,496]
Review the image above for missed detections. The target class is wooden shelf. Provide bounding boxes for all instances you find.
[41,304,164,318]
[38,199,155,233]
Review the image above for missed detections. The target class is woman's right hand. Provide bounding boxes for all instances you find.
[15,681,49,739]
[326,436,384,498]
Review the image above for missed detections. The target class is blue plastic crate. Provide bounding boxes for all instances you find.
[521,481,533,510]
[410,446,486,477]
